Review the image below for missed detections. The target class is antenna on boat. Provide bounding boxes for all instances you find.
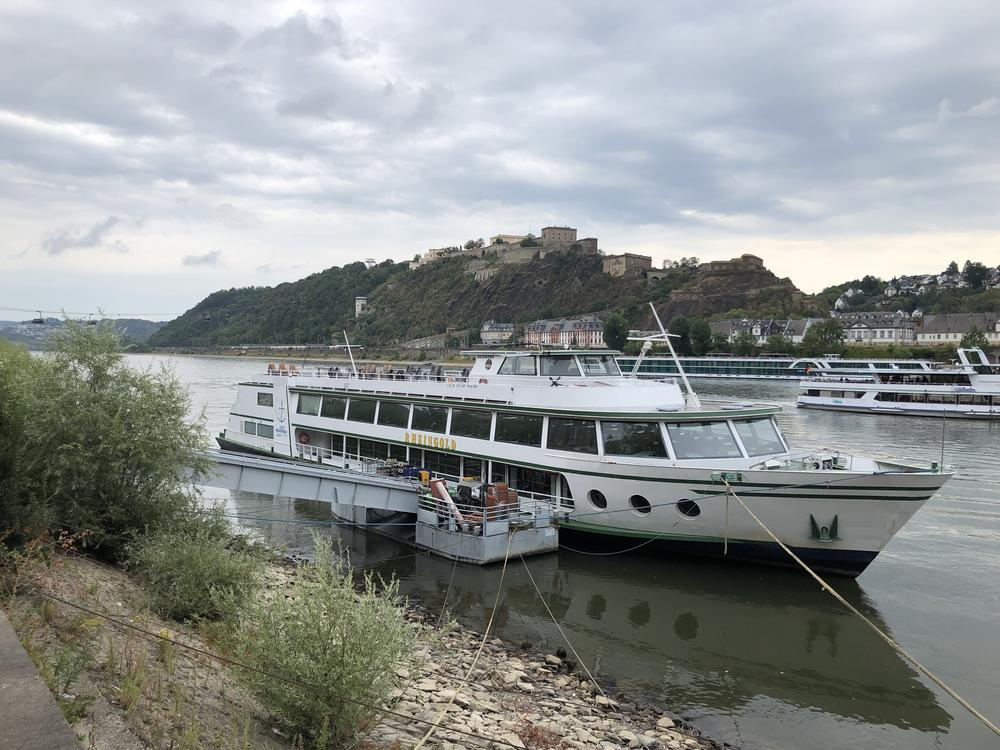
[330,331,363,376]
[627,303,701,409]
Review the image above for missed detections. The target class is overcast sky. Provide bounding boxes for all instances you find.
[3,0,999,319]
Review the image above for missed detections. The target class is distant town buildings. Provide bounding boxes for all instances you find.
[711,318,820,345]
[541,226,576,244]
[480,320,514,345]
[834,311,915,345]
[602,253,652,277]
[354,296,368,316]
[914,313,1000,346]
[523,316,605,348]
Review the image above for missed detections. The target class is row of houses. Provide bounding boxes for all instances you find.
[479,317,606,347]
[712,312,1000,347]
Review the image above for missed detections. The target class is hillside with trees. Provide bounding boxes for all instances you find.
[150,249,813,348]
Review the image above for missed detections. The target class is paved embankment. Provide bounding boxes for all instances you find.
[0,608,79,750]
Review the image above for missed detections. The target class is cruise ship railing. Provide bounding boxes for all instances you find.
[264,366,469,384]
[416,489,571,533]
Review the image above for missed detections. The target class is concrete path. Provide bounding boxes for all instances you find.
[0,608,80,750]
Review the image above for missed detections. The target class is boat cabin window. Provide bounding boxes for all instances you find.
[666,421,742,459]
[257,392,273,407]
[498,356,537,376]
[243,420,256,435]
[495,413,543,447]
[412,404,448,433]
[421,449,462,478]
[601,421,667,458]
[579,354,620,377]
[539,355,581,377]
[732,418,785,456]
[256,423,274,439]
[320,395,347,419]
[296,394,321,416]
[450,407,492,439]
[347,398,377,423]
[547,418,598,454]
[377,401,410,428]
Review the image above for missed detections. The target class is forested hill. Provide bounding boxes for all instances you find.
[149,250,813,348]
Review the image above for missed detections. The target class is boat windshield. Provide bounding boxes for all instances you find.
[578,354,620,377]
[498,356,537,376]
[539,355,581,377]
[732,418,786,456]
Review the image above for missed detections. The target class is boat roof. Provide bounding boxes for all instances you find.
[461,348,622,357]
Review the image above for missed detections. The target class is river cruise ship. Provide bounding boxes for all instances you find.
[797,348,1000,419]
[218,343,953,576]
[617,354,935,380]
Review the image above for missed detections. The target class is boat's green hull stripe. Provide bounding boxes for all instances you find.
[217,433,938,500]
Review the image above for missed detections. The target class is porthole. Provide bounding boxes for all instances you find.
[485,358,493,370]
[677,499,701,518]
[629,495,651,514]
[588,490,607,509]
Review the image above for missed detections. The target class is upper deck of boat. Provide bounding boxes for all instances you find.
[253,349,782,419]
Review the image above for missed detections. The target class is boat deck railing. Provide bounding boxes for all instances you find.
[267,365,469,384]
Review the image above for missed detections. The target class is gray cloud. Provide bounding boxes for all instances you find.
[182,250,223,266]
[2,1,1000,310]
[40,216,122,255]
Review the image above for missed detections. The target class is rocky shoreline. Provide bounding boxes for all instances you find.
[368,602,722,750]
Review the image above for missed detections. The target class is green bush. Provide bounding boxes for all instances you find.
[130,523,264,622]
[0,322,210,559]
[230,534,413,748]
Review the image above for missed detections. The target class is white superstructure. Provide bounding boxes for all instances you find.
[219,348,952,576]
[797,348,1000,419]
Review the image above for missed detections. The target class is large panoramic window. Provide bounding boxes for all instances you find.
[346,398,377,423]
[539,355,581,377]
[377,401,410,428]
[422,449,462,478]
[498,356,537,376]
[666,421,742,459]
[733,418,785,456]
[411,404,448,433]
[547,418,598,454]
[601,421,667,457]
[579,355,620,376]
[495,413,543,447]
[296,394,321,416]
[450,408,492,439]
[257,392,273,407]
[320,396,347,419]
[256,423,274,440]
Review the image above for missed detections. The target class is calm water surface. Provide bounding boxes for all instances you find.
[129,354,1000,750]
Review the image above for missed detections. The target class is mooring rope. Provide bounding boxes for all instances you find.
[413,531,515,750]
[518,554,623,717]
[721,478,1000,739]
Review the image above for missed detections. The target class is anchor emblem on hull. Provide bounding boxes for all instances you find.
[809,514,840,542]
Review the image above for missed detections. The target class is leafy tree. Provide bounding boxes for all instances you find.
[960,326,988,349]
[689,319,712,356]
[520,235,539,248]
[765,334,794,353]
[603,313,628,350]
[668,315,692,355]
[800,318,845,356]
[0,322,210,559]
[962,261,990,289]
[946,260,959,275]
[732,330,757,356]
[710,333,731,352]
[464,238,484,250]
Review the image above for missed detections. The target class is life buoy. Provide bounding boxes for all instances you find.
[298,432,311,445]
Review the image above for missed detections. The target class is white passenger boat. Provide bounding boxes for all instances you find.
[797,348,1000,419]
[217,324,953,576]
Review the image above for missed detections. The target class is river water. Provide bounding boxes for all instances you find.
[129,354,1000,750]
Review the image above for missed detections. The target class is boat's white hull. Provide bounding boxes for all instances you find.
[798,396,1000,419]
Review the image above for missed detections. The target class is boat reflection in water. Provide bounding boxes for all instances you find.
[225,491,951,750]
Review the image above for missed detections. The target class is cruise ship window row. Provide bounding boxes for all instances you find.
[292,393,788,460]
